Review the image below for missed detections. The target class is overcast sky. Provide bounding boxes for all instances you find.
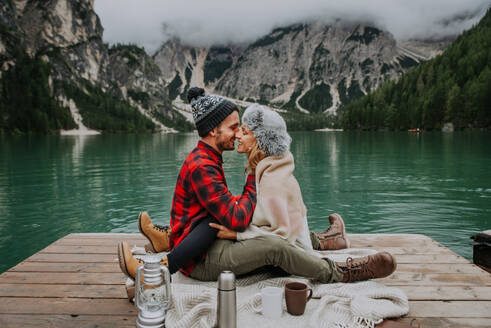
[94,0,490,54]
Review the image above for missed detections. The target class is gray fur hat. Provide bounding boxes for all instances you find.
[242,104,291,157]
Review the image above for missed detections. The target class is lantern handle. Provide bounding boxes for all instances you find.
[135,265,144,311]
[161,265,172,310]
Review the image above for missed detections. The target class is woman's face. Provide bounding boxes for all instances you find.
[236,124,256,154]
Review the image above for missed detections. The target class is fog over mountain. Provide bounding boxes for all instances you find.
[95,0,490,53]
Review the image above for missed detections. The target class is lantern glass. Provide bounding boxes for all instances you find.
[138,282,168,311]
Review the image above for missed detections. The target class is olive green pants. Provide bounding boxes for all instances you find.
[189,235,344,283]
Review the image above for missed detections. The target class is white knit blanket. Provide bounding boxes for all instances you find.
[129,248,409,328]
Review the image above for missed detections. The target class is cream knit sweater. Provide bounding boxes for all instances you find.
[236,152,313,253]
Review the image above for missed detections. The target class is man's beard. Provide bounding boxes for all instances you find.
[216,130,235,152]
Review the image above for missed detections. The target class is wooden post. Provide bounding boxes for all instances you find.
[472,229,491,273]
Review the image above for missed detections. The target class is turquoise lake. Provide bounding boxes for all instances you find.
[0,131,490,273]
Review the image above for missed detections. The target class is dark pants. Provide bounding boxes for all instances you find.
[166,217,218,274]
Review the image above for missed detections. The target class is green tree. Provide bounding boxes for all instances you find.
[342,8,491,131]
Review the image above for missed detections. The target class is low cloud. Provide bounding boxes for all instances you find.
[95,0,490,54]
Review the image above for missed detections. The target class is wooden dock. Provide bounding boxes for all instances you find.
[0,233,490,327]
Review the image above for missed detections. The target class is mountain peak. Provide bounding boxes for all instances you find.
[153,21,447,113]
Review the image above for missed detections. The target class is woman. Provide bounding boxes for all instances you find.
[210,104,350,251]
[210,103,314,252]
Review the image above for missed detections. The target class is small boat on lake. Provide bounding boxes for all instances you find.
[408,128,424,133]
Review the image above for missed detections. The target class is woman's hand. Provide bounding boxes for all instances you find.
[209,223,237,240]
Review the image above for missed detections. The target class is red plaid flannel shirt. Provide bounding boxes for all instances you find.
[169,141,256,275]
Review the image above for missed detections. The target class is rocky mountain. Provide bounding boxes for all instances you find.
[154,23,450,114]
[107,44,193,131]
[0,0,454,134]
[0,0,188,134]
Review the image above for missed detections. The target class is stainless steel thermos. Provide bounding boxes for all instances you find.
[217,270,237,328]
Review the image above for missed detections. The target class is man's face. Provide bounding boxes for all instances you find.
[215,111,240,152]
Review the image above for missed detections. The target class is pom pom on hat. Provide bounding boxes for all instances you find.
[187,87,205,103]
[242,104,291,157]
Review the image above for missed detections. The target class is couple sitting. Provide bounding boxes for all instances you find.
[118,87,396,283]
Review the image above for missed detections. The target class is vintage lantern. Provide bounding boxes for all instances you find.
[135,255,172,328]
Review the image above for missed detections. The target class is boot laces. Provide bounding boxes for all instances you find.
[153,224,170,234]
[324,224,340,236]
[345,257,373,281]
[324,225,335,234]
[320,221,341,239]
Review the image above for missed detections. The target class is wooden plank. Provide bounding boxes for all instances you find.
[24,253,118,263]
[408,300,491,318]
[9,262,121,273]
[6,284,491,301]
[349,234,440,248]
[396,286,491,301]
[65,233,144,239]
[63,232,441,248]
[0,297,137,315]
[349,239,438,247]
[348,233,431,239]
[2,270,489,288]
[10,261,485,275]
[353,246,459,255]
[2,316,489,328]
[396,263,487,274]
[40,245,120,254]
[22,251,470,264]
[0,283,126,298]
[58,233,444,249]
[379,272,491,286]
[63,232,437,243]
[1,317,488,328]
[0,272,126,285]
[53,238,147,247]
[55,239,448,252]
[0,315,136,328]
[40,244,462,256]
[391,254,469,264]
[393,317,491,328]
[2,299,489,319]
[65,232,431,239]
[67,232,431,241]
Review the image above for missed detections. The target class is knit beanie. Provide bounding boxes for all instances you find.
[242,104,291,157]
[187,87,238,137]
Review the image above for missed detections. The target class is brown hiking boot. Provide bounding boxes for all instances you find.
[118,242,143,280]
[314,213,350,250]
[337,251,397,283]
[118,242,169,280]
[138,212,171,253]
[318,235,349,250]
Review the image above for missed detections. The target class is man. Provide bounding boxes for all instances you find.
[118,87,396,284]
[118,87,256,278]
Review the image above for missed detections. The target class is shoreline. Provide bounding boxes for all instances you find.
[314,128,344,132]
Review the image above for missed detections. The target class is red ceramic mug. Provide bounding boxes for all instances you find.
[284,282,313,316]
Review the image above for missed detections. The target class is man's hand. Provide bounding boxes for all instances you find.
[209,223,238,240]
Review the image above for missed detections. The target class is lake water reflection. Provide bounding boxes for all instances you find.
[0,131,490,273]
